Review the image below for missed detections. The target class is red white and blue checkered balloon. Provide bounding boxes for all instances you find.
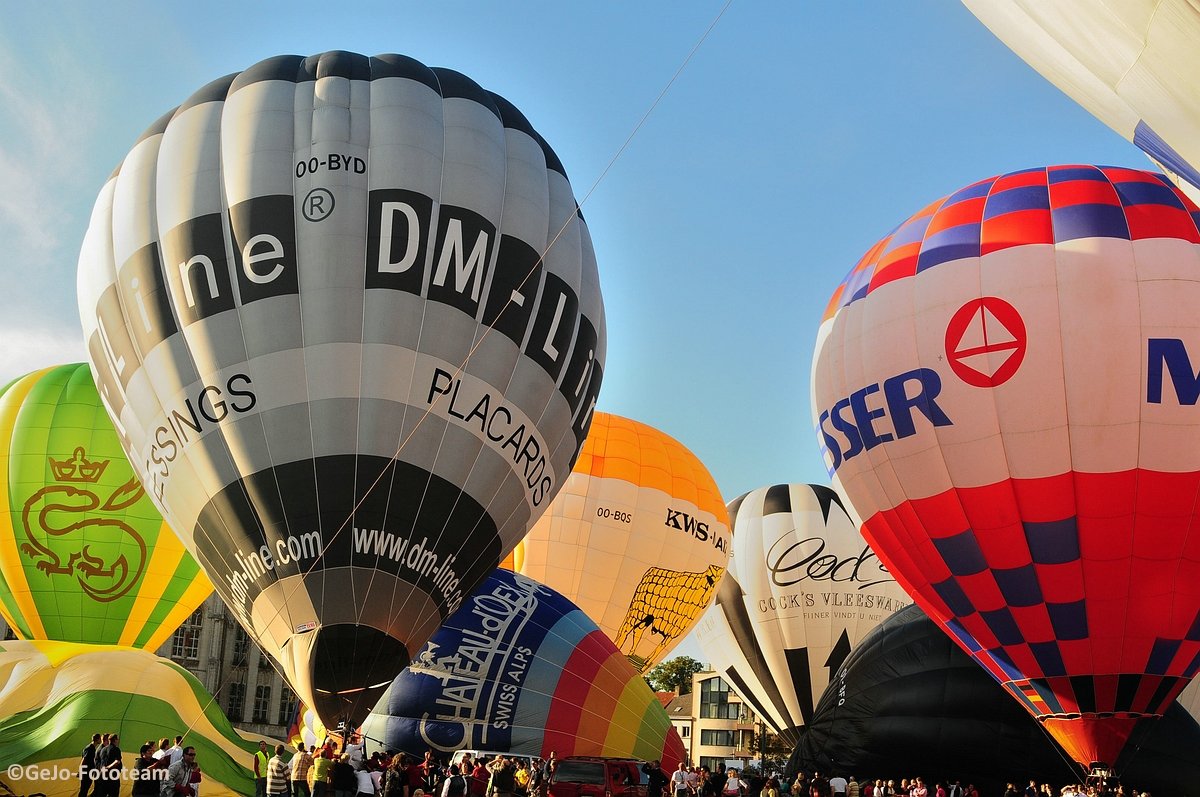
[811,165,1200,770]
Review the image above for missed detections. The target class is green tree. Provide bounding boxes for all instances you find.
[747,727,792,774]
[646,656,705,694]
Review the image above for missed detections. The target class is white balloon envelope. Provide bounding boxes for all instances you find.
[694,483,911,745]
[963,0,1200,200]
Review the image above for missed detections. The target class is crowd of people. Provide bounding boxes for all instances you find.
[741,771,1151,797]
[78,734,1160,797]
[252,738,560,797]
[644,760,787,797]
[77,733,202,797]
[1000,780,1152,797]
[640,764,1155,797]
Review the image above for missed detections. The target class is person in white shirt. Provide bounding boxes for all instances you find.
[670,764,688,797]
[354,768,376,797]
[345,739,365,772]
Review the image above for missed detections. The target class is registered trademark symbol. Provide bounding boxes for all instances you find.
[302,188,335,222]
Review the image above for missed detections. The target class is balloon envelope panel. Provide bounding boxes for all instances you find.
[511,412,729,672]
[362,569,684,767]
[810,165,1200,767]
[76,51,605,726]
[0,364,212,649]
[0,640,259,797]
[287,703,329,752]
[963,0,1200,198]
[693,484,911,745]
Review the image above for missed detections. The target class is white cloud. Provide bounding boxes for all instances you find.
[0,149,69,261]
[0,40,109,371]
[0,49,89,261]
[0,325,87,386]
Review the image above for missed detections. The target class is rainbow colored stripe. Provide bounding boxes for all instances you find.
[540,621,683,763]
[363,570,684,765]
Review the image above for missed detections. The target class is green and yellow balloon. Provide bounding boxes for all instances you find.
[0,640,259,797]
[0,364,211,649]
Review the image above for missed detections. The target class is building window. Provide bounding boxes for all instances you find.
[170,609,202,661]
[253,684,271,723]
[699,757,726,773]
[227,682,245,720]
[701,730,735,747]
[699,677,739,719]
[232,627,249,666]
[681,726,691,738]
[278,686,298,726]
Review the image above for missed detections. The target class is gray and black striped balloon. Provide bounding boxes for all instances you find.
[693,483,910,746]
[76,51,605,726]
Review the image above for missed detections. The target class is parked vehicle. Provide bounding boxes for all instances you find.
[549,757,646,797]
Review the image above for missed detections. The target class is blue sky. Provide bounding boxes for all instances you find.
[0,1,1150,661]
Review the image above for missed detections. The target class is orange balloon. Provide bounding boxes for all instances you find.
[510,412,729,672]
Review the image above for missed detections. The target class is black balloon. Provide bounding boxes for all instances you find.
[788,604,1200,796]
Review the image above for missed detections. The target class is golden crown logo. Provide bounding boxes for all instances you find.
[49,447,109,483]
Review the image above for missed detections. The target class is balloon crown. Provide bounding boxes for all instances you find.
[49,447,109,483]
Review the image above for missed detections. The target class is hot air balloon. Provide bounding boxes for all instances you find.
[0,364,212,650]
[76,51,606,728]
[810,165,1200,772]
[287,702,329,753]
[361,568,685,765]
[962,1,1200,198]
[506,412,728,672]
[0,640,260,797]
[692,484,910,746]
[790,605,1200,796]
